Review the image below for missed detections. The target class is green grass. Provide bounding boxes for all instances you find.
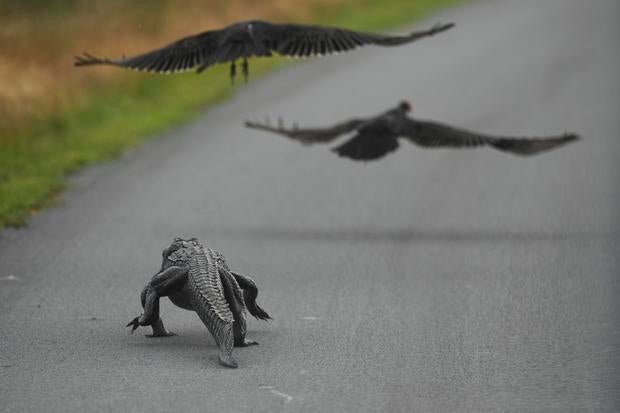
[0,0,462,228]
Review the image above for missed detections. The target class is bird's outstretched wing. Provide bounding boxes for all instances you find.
[401,118,579,156]
[245,118,364,145]
[74,21,453,73]
[74,29,222,74]
[262,22,455,57]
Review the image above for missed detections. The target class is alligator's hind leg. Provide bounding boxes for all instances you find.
[233,311,258,347]
[127,266,188,336]
[219,268,258,347]
[232,271,272,320]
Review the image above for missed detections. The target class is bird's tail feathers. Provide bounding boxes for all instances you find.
[74,52,114,67]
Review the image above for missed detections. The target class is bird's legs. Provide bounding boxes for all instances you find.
[230,60,237,85]
[126,266,188,337]
[241,58,249,83]
[229,59,249,84]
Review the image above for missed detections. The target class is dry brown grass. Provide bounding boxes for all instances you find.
[0,0,345,137]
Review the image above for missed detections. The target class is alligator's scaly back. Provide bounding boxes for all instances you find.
[188,245,236,367]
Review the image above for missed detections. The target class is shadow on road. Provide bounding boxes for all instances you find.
[126,330,277,368]
[128,329,275,348]
[208,227,614,244]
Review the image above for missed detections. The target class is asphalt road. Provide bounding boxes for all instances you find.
[1,0,619,411]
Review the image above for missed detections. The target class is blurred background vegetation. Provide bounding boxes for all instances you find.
[0,0,345,135]
[0,0,460,228]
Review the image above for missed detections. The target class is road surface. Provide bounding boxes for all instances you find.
[1,0,619,411]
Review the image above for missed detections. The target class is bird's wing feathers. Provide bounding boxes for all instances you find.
[74,30,221,74]
[262,22,454,57]
[401,118,579,155]
[488,133,579,155]
[245,118,364,145]
[401,118,494,148]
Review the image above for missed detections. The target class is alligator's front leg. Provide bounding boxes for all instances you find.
[140,286,175,338]
[127,266,188,336]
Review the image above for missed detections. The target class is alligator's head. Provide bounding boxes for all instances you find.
[160,237,200,270]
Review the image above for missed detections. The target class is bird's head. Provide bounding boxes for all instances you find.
[398,100,413,113]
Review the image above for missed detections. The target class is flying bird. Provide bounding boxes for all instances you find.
[244,101,579,161]
[74,20,455,83]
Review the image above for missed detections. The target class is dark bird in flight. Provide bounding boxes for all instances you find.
[74,20,455,84]
[244,101,579,161]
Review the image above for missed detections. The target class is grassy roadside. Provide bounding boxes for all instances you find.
[0,0,462,228]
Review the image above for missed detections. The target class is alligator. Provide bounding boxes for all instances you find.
[127,237,271,368]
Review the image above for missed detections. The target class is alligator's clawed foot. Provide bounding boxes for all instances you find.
[236,339,259,347]
[145,331,176,338]
[241,59,249,83]
[126,316,141,334]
